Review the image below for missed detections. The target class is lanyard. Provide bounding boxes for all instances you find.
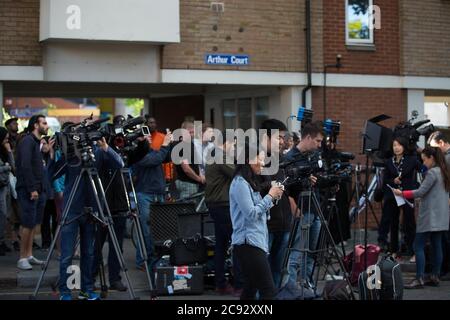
[392,156,404,177]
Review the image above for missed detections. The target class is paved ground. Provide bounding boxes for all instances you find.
[0,230,449,300]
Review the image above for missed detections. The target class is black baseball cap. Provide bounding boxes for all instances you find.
[5,117,18,127]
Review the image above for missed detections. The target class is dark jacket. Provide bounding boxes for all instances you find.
[283,147,321,215]
[132,146,170,195]
[256,171,292,233]
[16,134,46,193]
[52,147,124,216]
[382,154,420,200]
[101,140,151,214]
[205,150,235,208]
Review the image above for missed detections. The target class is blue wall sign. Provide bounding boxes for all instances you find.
[205,54,250,66]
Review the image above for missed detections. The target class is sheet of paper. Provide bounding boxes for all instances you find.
[387,184,406,207]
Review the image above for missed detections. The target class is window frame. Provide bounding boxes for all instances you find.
[345,0,374,45]
[221,96,270,130]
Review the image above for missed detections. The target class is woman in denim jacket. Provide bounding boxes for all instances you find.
[229,144,284,300]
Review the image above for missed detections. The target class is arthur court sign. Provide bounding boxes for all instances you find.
[205,54,250,66]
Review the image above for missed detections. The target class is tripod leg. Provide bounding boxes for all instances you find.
[31,172,84,299]
[279,217,301,288]
[311,193,356,300]
[94,225,109,298]
[88,171,137,300]
[367,200,380,229]
[120,170,155,295]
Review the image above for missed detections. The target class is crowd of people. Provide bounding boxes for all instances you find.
[0,112,449,300]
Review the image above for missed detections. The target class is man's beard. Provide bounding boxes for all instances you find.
[39,127,48,136]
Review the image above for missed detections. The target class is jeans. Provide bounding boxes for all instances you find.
[209,206,243,289]
[414,231,445,279]
[93,215,127,283]
[288,212,321,284]
[234,244,275,300]
[59,212,95,294]
[135,193,165,269]
[268,231,290,288]
[175,180,199,201]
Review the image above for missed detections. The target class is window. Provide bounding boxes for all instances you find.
[346,0,374,45]
[222,97,270,130]
[255,97,270,129]
[223,99,236,130]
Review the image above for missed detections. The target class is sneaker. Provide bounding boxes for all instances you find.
[109,280,127,292]
[60,293,72,301]
[17,258,33,270]
[424,275,440,287]
[28,256,44,265]
[404,278,424,289]
[78,291,101,300]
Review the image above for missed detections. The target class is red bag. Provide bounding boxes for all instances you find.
[343,244,380,286]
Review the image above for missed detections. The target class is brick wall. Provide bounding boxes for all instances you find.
[312,87,407,229]
[312,87,407,161]
[323,0,401,75]
[400,0,450,77]
[0,0,42,66]
[162,0,324,72]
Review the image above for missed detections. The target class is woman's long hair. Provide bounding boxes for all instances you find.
[233,143,261,191]
[422,146,450,192]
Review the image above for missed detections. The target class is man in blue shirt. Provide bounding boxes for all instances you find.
[283,122,324,287]
[133,131,173,274]
[55,132,124,300]
[16,115,52,271]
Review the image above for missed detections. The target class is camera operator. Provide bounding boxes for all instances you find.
[54,123,124,300]
[230,143,284,300]
[256,119,292,288]
[132,129,173,274]
[92,115,150,292]
[377,137,420,256]
[15,115,52,270]
[283,122,324,287]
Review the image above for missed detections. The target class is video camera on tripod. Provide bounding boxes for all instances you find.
[320,119,355,188]
[104,116,150,160]
[393,118,435,152]
[54,115,111,165]
[54,114,150,166]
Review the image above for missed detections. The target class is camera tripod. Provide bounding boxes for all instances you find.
[104,167,156,297]
[279,182,355,300]
[348,164,381,228]
[310,184,348,285]
[31,166,138,300]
